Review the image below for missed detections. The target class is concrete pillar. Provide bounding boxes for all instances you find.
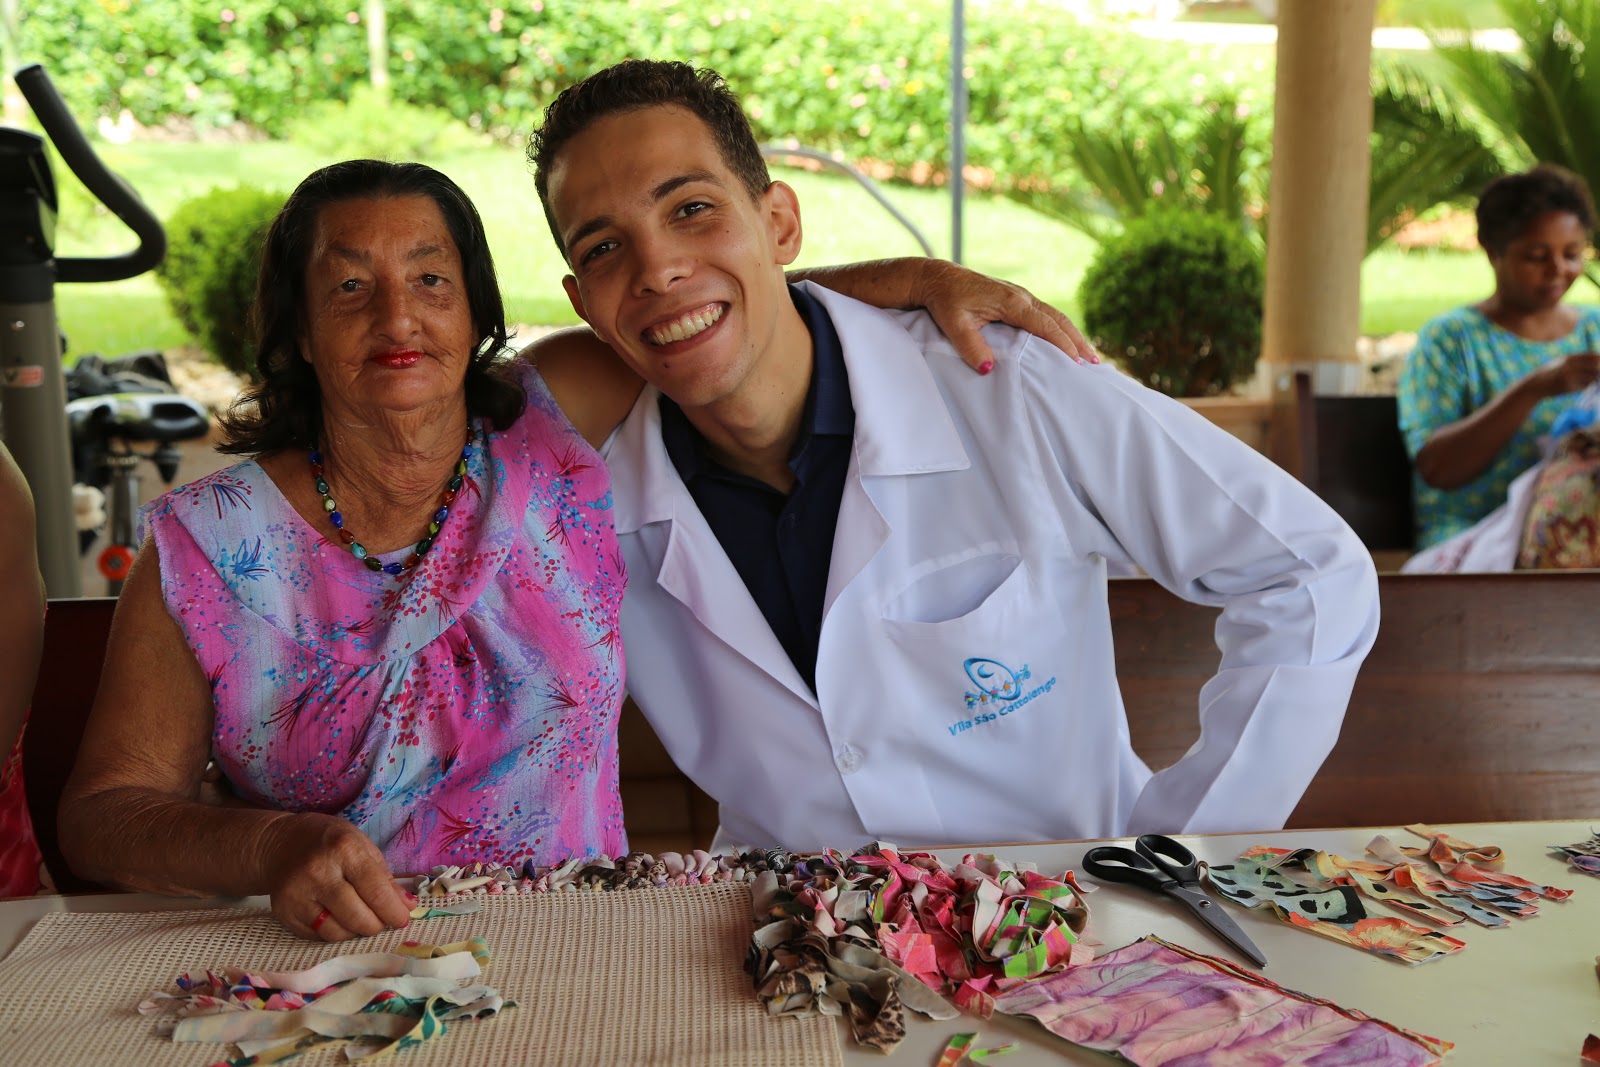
[1261,0,1375,400]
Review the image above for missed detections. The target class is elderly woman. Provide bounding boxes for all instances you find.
[1399,164,1600,550]
[60,159,1086,941]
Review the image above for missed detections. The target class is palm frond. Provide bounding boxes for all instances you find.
[1367,73,1502,252]
[1417,0,1600,196]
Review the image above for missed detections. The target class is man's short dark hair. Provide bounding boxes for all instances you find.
[1476,163,1596,256]
[528,59,772,261]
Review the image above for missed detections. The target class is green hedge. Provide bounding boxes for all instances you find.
[156,185,286,379]
[15,0,1269,200]
[1079,210,1264,398]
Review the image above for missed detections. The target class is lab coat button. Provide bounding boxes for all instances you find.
[835,745,863,774]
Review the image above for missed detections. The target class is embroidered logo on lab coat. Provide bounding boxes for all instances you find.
[963,658,1031,708]
[949,658,1058,737]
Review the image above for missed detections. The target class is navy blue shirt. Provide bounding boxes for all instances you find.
[658,285,853,693]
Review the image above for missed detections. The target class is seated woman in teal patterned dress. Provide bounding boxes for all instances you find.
[1398,164,1600,550]
[57,160,1089,942]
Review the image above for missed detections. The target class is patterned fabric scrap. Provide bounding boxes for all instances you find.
[1362,838,1544,925]
[992,936,1452,1067]
[1517,428,1600,568]
[1207,853,1466,964]
[1399,824,1572,902]
[937,1032,1018,1065]
[745,844,1091,1054]
[136,938,512,1066]
[1549,831,1600,877]
[1244,845,1515,931]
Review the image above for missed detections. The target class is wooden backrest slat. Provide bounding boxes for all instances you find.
[1109,573,1600,827]
[24,597,116,893]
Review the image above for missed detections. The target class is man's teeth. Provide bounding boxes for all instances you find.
[648,305,722,345]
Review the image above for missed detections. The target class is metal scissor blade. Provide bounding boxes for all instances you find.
[1166,885,1268,968]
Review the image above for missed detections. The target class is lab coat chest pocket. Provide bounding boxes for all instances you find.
[881,551,1028,626]
[877,552,1067,731]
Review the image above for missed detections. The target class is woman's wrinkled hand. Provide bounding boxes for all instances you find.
[261,813,414,942]
[913,259,1100,373]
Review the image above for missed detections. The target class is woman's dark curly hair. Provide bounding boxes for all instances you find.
[1476,163,1597,257]
[218,159,525,457]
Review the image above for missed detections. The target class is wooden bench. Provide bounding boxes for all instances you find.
[1110,572,1600,827]
[31,572,1595,876]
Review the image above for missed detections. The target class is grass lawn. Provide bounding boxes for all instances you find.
[49,139,1509,359]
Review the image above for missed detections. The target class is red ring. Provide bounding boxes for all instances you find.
[310,908,332,932]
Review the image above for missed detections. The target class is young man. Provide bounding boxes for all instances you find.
[530,60,1380,852]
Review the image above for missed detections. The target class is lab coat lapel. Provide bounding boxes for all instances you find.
[797,284,972,615]
[609,387,818,705]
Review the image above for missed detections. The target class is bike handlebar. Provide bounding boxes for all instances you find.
[14,63,166,282]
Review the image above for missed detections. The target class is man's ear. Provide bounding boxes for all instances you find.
[763,181,803,267]
[562,275,589,323]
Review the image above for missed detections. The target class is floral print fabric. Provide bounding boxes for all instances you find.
[142,361,627,874]
[0,730,42,897]
[1397,304,1600,548]
[1517,428,1600,568]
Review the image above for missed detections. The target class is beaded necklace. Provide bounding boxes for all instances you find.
[310,427,472,578]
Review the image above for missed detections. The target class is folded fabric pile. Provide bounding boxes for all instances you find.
[744,843,1091,1052]
[137,938,511,1066]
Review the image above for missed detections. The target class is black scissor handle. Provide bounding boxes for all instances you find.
[1135,834,1203,886]
[1082,845,1177,892]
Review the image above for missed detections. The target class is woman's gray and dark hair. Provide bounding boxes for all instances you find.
[219,159,525,457]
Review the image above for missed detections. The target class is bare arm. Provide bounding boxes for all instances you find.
[790,257,1098,368]
[59,544,411,940]
[1416,352,1600,488]
[530,258,1100,448]
[0,444,44,764]
[525,328,646,450]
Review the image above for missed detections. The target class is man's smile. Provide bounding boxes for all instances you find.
[644,302,725,346]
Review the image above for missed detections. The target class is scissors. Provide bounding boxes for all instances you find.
[1082,834,1268,968]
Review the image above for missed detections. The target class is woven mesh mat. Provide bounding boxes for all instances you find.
[0,883,841,1067]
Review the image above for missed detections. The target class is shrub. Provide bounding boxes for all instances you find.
[1078,211,1264,398]
[156,186,286,379]
[13,0,1262,201]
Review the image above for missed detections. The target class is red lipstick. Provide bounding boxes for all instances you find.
[371,348,423,369]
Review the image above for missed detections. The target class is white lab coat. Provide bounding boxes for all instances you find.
[603,283,1379,852]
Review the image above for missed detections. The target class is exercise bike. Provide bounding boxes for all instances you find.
[1,63,208,596]
[67,362,209,593]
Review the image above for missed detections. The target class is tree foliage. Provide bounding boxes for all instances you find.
[1412,0,1600,285]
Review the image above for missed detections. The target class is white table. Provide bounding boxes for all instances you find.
[3,821,1596,1065]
